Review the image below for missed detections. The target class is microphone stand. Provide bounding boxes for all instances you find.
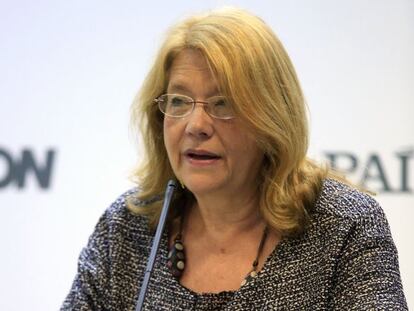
[135,179,177,311]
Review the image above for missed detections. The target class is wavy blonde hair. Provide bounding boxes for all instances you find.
[129,7,327,236]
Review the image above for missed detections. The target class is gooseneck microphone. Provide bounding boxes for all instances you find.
[135,179,177,311]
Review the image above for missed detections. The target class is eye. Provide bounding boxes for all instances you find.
[170,95,186,106]
[163,94,193,116]
[211,97,230,109]
[214,98,227,107]
[209,96,234,119]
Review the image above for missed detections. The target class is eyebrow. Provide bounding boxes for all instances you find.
[167,83,221,97]
[167,83,191,94]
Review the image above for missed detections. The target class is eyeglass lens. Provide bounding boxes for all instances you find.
[158,94,234,119]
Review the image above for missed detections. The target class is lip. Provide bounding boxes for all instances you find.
[183,148,221,166]
[184,148,220,157]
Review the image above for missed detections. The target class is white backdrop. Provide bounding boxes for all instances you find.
[0,0,413,310]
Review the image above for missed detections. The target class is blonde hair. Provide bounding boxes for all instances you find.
[129,7,327,236]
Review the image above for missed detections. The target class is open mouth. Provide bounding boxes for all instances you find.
[185,150,221,161]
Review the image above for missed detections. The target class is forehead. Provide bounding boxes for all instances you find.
[167,49,219,95]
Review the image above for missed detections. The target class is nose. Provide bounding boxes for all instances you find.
[184,103,214,139]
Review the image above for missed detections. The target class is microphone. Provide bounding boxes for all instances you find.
[135,179,177,311]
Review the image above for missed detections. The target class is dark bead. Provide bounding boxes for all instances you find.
[171,267,182,277]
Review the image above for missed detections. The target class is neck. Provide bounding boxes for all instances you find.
[186,189,264,240]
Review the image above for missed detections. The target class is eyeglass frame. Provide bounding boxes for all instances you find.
[154,93,236,120]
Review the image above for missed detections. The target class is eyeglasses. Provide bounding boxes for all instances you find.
[155,94,235,119]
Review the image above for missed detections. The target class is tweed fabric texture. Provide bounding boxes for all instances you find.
[61,179,408,310]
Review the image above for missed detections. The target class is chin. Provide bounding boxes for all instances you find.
[181,175,224,196]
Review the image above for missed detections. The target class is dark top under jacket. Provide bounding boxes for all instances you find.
[61,179,408,310]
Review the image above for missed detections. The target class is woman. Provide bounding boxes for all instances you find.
[62,8,407,310]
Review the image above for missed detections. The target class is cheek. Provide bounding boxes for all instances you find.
[163,119,173,155]
[163,118,181,163]
[225,125,255,152]
[228,130,263,167]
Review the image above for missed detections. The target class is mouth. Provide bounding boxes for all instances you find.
[184,149,221,161]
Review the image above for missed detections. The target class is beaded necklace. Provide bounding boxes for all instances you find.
[167,217,269,286]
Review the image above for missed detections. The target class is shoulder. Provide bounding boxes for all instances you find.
[310,181,407,309]
[311,178,392,239]
[63,189,163,310]
[92,188,162,239]
[80,188,164,266]
[315,178,384,221]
